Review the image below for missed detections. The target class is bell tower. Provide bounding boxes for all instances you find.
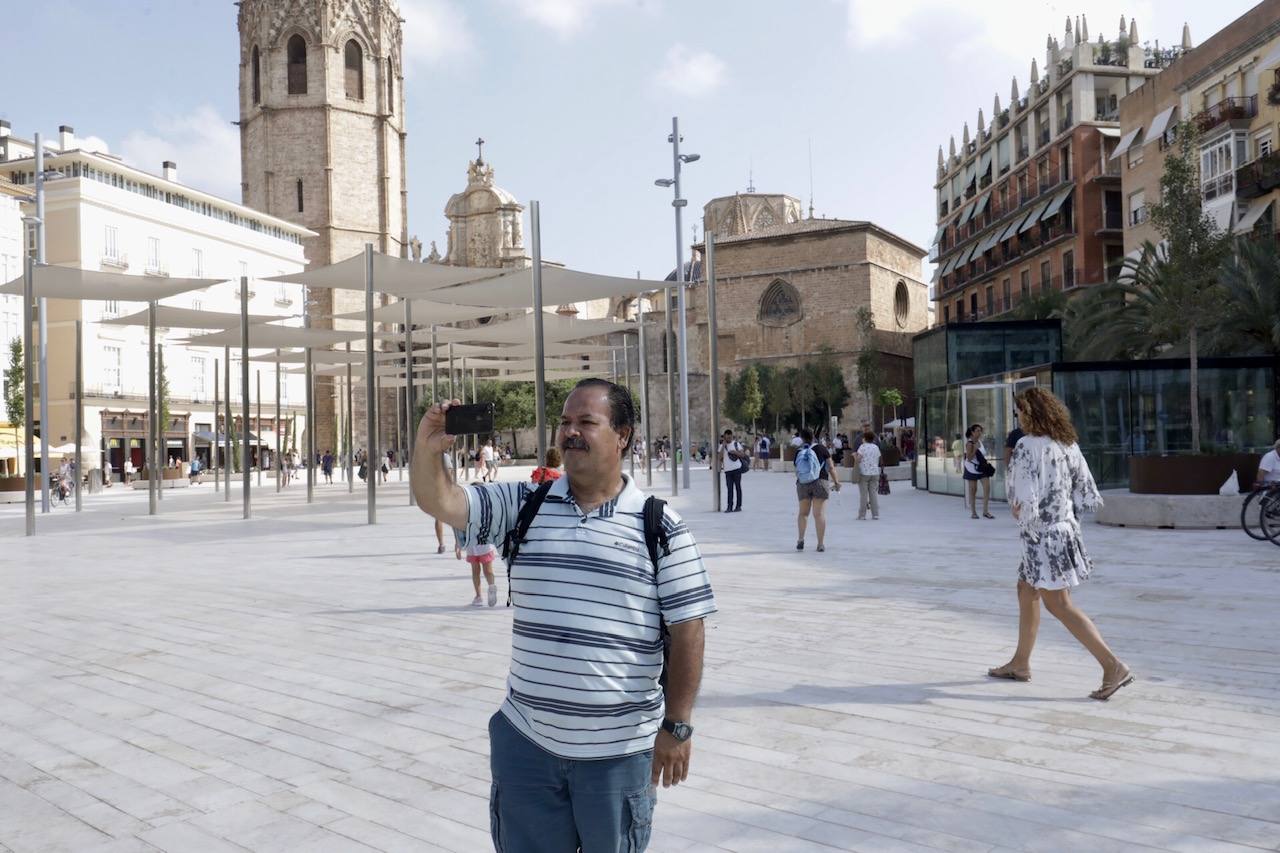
[237,0,408,452]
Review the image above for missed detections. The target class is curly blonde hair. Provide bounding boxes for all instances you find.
[1015,387,1077,445]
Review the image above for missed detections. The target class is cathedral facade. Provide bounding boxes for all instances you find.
[237,0,408,453]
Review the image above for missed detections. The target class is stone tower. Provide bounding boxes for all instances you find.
[237,0,408,453]
[443,155,531,270]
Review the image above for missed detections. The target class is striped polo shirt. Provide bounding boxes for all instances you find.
[465,473,716,760]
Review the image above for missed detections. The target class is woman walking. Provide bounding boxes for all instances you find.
[963,423,994,519]
[988,387,1133,701]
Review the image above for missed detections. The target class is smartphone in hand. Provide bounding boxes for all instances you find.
[445,403,495,435]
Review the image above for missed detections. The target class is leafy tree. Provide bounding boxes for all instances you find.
[804,348,849,433]
[1210,237,1280,355]
[158,348,170,458]
[1141,120,1233,453]
[853,307,882,424]
[721,370,745,426]
[740,365,763,431]
[1010,289,1068,321]
[4,338,23,461]
[877,387,904,429]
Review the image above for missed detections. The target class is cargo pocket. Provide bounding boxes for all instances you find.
[489,782,504,852]
[625,786,656,852]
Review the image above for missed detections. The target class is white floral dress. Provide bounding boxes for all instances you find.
[1007,436,1103,590]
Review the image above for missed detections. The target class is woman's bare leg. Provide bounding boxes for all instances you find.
[1010,579,1040,670]
[813,498,828,548]
[435,519,444,548]
[471,563,482,598]
[797,498,812,542]
[981,478,991,515]
[1040,588,1123,676]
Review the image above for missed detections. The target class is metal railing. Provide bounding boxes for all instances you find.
[1201,173,1234,202]
[1100,209,1123,230]
[1195,96,1258,133]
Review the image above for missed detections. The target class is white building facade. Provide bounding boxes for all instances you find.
[0,127,313,478]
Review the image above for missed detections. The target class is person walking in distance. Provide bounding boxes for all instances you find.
[964,424,995,519]
[755,433,771,471]
[720,429,747,512]
[459,538,499,607]
[412,379,716,851]
[794,427,841,552]
[531,447,563,484]
[853,430,882,520]
[989,387,1133,701]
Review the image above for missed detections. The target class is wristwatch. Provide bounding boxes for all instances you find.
[661,719,694,742]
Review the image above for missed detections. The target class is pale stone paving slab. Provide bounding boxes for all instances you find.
[1,467,1277,851]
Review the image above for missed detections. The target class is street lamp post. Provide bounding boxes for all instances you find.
[655,116,699,490]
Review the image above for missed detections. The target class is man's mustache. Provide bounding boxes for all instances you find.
[560,437,589,451]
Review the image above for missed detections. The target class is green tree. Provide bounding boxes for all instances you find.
[853,307,882,424]
[804,348,849,433]
[877,387,904,430]
[1142,120,1233,453]
[740,365,763,431]
[1009,288,1068,321]
[1210,237,1280,355]
[157,348,170,459]
[721,369,746,426]
[4,338,23,456]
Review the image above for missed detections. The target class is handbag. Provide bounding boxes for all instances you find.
[878,471,891,495]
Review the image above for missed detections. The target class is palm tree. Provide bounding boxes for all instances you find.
[1009,289,1068,321]
[1211,237,1280,355]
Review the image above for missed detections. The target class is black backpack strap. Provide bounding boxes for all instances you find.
[503,481,553,607]
[643,496,674,688]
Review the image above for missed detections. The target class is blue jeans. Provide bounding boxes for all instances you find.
[489,712,656,852]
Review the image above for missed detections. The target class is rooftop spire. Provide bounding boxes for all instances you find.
[1181,22,1193,49]
[1119,14,1126,36]
[993,92,1002,117]
[1129,18,1138,43]
[1011,76,1019,104]
[1065,16,1073,45]
[1074,16,1081,45]
[937,145,944,167]
[977,108,985,136]
[747,156,755,194]
[1030,57,1039,84]
[962,121,970,147]
[1081,13,1088,42]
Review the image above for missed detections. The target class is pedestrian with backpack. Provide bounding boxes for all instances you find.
[412,378,717,852]
[794,427,841,551]
[720,429,748,512]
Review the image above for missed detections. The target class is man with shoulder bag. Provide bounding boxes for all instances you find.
[720,428,749,512]
[413,378,716,853]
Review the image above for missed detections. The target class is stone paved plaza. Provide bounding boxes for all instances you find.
[1,467,1278,852]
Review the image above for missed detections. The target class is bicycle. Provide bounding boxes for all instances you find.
[1242,483,1280,543]
[49,473,73,507]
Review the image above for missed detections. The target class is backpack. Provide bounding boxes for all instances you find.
[502,482,675,686]
[795,445,821,484]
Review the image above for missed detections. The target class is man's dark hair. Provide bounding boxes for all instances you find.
[799,427,814,443]
[572,377,637,453]
[722,429,733,437]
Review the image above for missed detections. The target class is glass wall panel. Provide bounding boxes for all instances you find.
[948,327,1006,383]
[1055,369,1130,491]
[1003,326,1061,373]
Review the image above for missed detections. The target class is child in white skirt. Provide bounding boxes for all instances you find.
[459,541,498,607]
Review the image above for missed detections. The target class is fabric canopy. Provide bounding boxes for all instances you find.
[101,305,290,329]
[1144,106,1177,146]
[179,324,363,348]
[263,253,505,298]
[377,340,617,359]
[304,364,434,378]
[1110,128,1142,160]
[1019,202,1051,233]
[247,350,366,365]
[455,356,605,372]
[999,216,1024,243]
[0,264,226,302]
[1040,186,1074,221]
[1096,127,1121,139]
[1233,199,1272,234]
[496,369,614,383]
[429,264,668,309]
[331,297,497,325]
[957,202,976,226]
[427,312,632,345]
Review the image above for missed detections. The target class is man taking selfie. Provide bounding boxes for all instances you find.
[412,378,716,853]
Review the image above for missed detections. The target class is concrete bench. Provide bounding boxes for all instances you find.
[1094,489,1241,529]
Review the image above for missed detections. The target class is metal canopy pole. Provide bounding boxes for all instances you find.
[346,340,354,493]
[240,276,250,519]
[665,287,678,497]
[707,231,721,512]
[22,252,35,536]
[403,298,413,499]
[275,349,282,493]
[430,324,438,403]
[74,318,82,512]
[35,135,49,514]
[157,345,165,503]
[223,345,231,501]
[364,243,376,524]
[671,117,692,492]
[256,370,262,487]
[623,330,633,479]
[147,300,157,515]
[395,382,402,482]
[213,358,220,492]
[637,284,652,489]
[531,200,547,467]
[305,303,314,504]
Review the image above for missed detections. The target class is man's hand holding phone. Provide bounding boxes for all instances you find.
[418,400,461,456]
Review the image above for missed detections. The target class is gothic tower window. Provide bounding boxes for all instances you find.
[894,280,910,327]
[344,40,363,100]
[251,46,261,104]
[758,279,802,326]
[286,35,307,95]
[387,58,394,113]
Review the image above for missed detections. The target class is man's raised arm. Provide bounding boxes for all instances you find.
[411,400,469,530]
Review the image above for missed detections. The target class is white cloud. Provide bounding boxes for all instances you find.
[503,0,627,38]
[398,0,475,71]
[119,105,240,200]
[654,44,727,98]
[78,135,111,154]
[845,0,1159,64]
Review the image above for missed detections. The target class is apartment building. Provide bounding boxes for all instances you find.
[0,124,314,476]
[1119,0,1280,254]
[931,14,1181,324]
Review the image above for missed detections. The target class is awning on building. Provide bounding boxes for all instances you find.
[932,222,947,245]
[1233,198,1272,234]
[957,202,976,226]
[1040,186,1074,221]
[940,255,958,276]
[977,149,993,179]
[980,230,1002,254]
[1110,127,1143,160]
[1096,127,1121,139]
[1019,202,1051,233]
[973,193,990,218]
[1143,106,1177,146]
[999,216,1024,243]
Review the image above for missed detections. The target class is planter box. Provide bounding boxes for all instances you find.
[1096,489,1240,529]
[1128,453,1260,495]
[0,476,25,493]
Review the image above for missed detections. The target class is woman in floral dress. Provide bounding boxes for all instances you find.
[988,387,1134,701]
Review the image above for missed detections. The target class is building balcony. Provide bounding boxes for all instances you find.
[1037,128,1051,148]
[1084,159,1121,182]
[1058,111,1074,134]
[143,263,168,277]
[1194,96,1258,134]
[1235,152,1280,199]
[1095,107,1120,122]
[1201,173,1235,203]
[101,252,129,270]
[1095,209,1123,234]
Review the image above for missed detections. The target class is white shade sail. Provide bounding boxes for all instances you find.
[1143,106,1177,146]
[1233,199,1272,234]
[1110,127,1142,160]
[304,363,435,378]
[378,341,617,359]
[263,253,505,298]
[428,312,632,345]
[101,305,291,329]
[458,356,605,372]
[497,369,614,383]
[430,264,669,309]
[179,324,364,348]
[331,298,497,325]
[0,264,226,302]
[247,350,366,365]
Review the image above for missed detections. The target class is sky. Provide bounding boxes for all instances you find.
[2,0,1260,281]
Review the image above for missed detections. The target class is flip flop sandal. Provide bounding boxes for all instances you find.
[987,664,1031,682]
[1089,669,1135,701]
[983,512,996,519]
